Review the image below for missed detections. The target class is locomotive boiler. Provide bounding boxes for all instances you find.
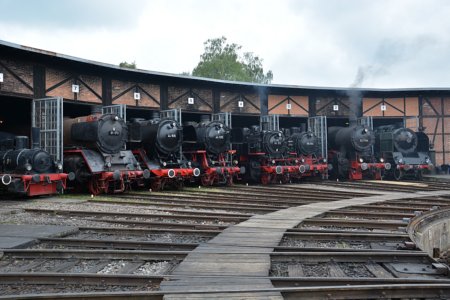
[128,114,200,190]
[375,125,432,180]
[63,113,146,195]
[0,129,68,196]
[183,116,241,186]
[233,125,299,184]
[327,124,389,180]
[284,127,328,180]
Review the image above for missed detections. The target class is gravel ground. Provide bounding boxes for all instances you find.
[0,199,236,227]
[279,237,371,249]
[134,261,176,275]
[71,230,212,243]
[339,263,375,277]
[0,283,159,296]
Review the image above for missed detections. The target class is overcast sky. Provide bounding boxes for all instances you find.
[1,0,449,88]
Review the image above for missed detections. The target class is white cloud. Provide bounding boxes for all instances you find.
[1,0,450,88]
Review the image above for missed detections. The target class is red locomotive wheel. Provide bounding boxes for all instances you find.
[151,179,163,191]
[88,178,104,195]
[226,175,233,186]
[261,174,271,185]
[201,174,212,186]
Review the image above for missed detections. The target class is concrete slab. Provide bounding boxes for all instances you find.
[0,224,78,249]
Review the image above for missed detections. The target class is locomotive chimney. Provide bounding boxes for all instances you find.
[200,115,211,122]
[91,105,102,115]
[15,136,29,150]
[300,123,307,132]
[31,127,41,149]
[150,111,159,120]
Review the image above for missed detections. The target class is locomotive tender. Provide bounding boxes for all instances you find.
[63,113,147,195]
[327,124,390,180]
[128,114,200,190]
[0,129,69,196]
[183,116,241,186]
[375,125,432,180]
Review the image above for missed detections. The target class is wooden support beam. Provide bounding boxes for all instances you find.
[213,88,220,114]
[33,65,45,98]
[160,83,168,110]
[259,88,268,116]
[308,95,316,117]
[101,77,112,106]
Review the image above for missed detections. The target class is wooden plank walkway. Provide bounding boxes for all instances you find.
[161,189,450,299]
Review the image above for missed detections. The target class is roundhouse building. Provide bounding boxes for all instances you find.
[0,39,448,166]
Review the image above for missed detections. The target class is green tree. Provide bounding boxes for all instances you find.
[119,61,137,69]
[192,37,273,84]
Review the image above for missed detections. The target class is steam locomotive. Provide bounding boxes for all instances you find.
[128,114,200,191]
[183,116,241,186]
[284,126,328,180]
[374,125,432,180]
[233,125,299,184]
[327,124,389,180]
[0,129,69,196]
[63,113,148,195]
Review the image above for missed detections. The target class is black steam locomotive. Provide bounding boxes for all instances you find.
[284,126,328,180]
[0,129,69,196]
[183,116,241,186]
[128,114,200,190]
[327,124,389,180]
[234,125,299,184]
[374,125,432,180]
[63,113,147,195]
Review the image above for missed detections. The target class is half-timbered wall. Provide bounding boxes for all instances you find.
[46,68,102,103]
[112,80,160,108]
[268,95,308,116]
[315,97,356,117]
[421,97,450,166]
[0,58,34,97]
[363,97,419,117]
[220,91,260,114]
[168,86,213,112]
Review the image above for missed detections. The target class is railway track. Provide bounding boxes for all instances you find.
[2,182,450,299]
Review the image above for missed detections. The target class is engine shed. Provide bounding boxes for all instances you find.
[0,39,449,166]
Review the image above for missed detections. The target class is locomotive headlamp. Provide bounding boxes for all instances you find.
[114,116,119,121]
[358,158,364,163]
[163,162,167,167]
[56,163,63,170]
[188,161,192,166]
[233,160,238,165]
[301,158,305,163]
[25,163,32,171]
[271,160,276,164]
[398,158,403,164]
[425,158,431,164]
[295,159,299,164]
[380,158,384,163]
[323,158,327,163]
[278,133,282,137]
[106,161,112,168]
[363,128,368,133]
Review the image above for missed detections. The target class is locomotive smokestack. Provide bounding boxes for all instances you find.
[150,111,159,120]
[91,105,102,114]
[31,127,41,149]
[200,115,210,122]
[15,136,29,150]
[300,123,307,132]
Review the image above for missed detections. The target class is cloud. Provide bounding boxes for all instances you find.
[1,0,450,88]
[0,0,146,29]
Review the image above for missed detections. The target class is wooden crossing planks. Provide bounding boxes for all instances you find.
[162,189,450,299]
